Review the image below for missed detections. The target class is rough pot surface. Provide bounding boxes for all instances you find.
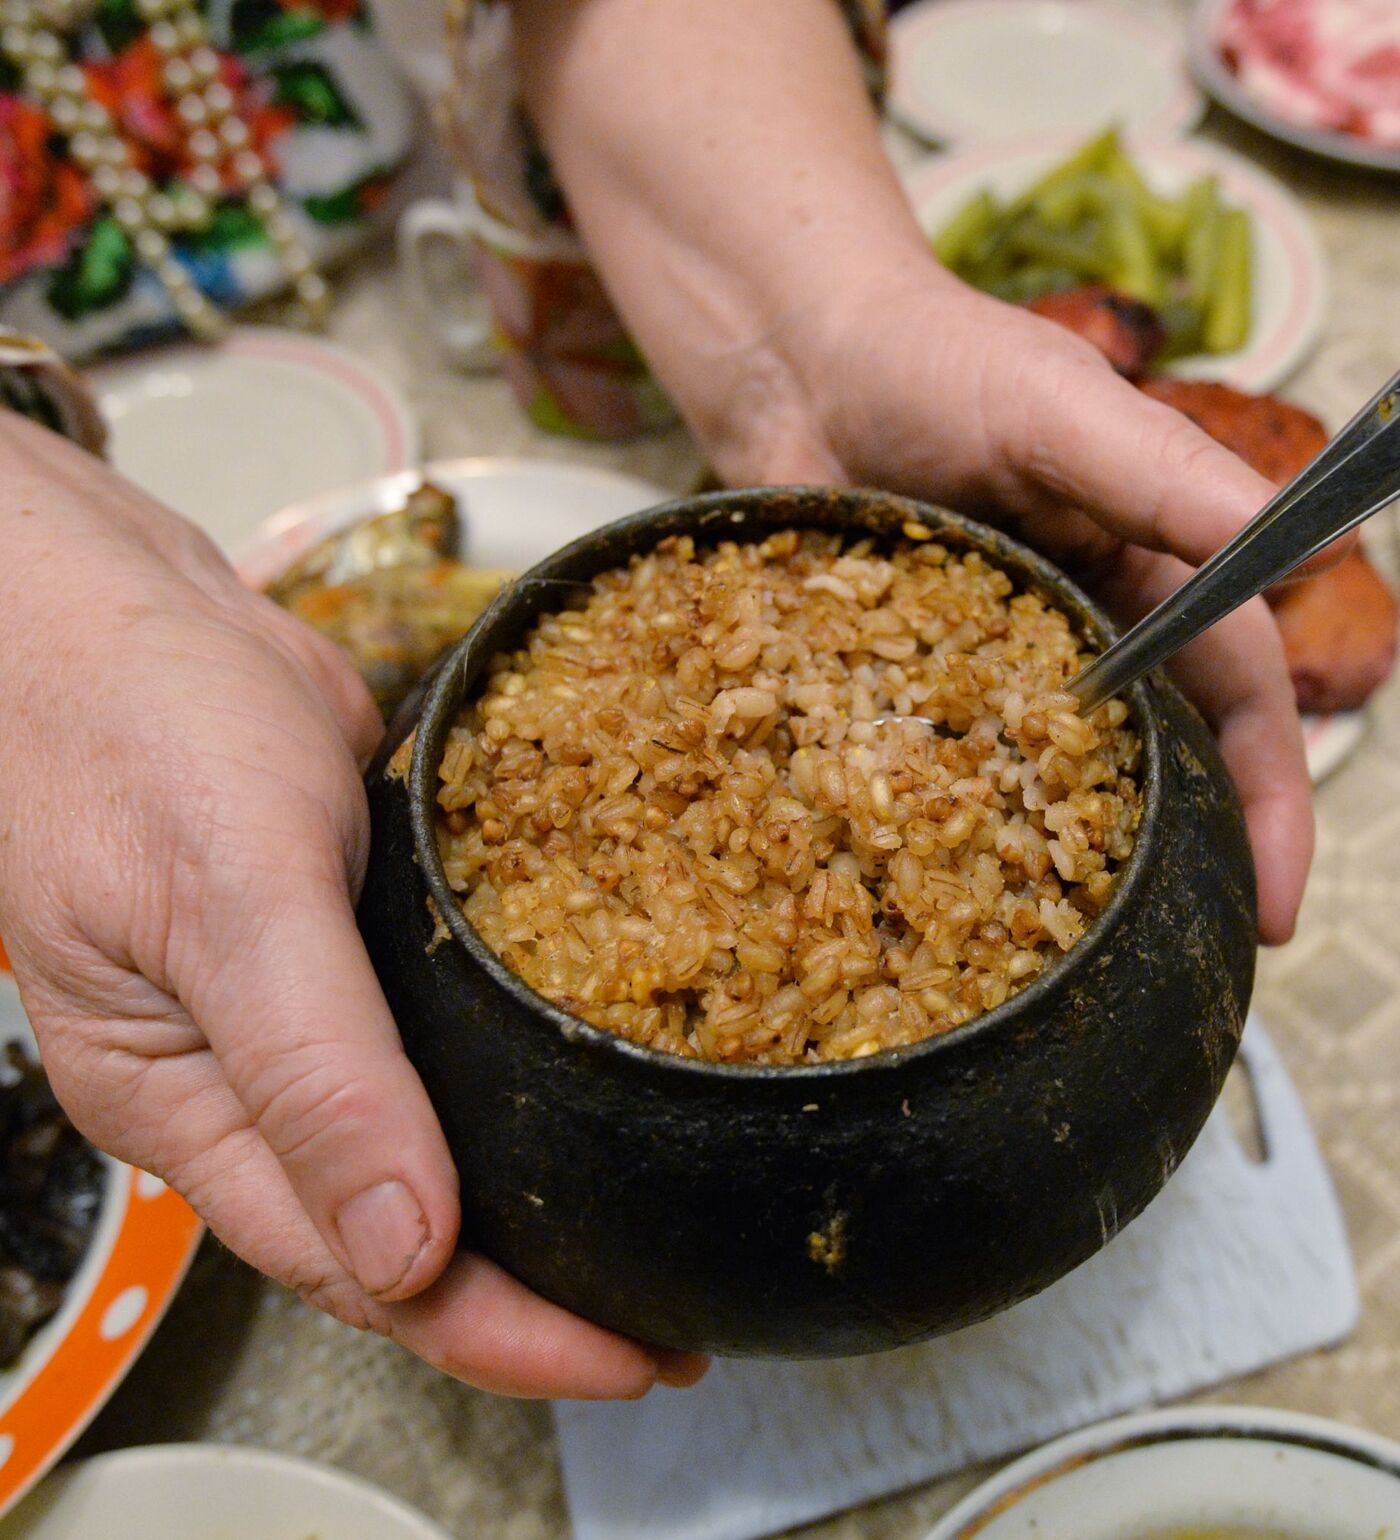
[358,488,1257,1358]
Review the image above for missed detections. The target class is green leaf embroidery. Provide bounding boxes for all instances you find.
[272,61,361,128]
[301,168,387,225]
[228,0,325,53]
[178,200,270,252]
[46,216,135,320]
[95,0,149,53]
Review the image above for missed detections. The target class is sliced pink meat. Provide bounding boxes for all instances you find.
[1216,0,1400,147]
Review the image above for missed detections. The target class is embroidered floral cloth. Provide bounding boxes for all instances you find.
[0,0,412,359]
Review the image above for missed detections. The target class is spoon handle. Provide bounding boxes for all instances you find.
[1069,368,1400,713]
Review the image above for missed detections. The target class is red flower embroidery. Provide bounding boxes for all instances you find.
[0,96,94,285]
[287,0,362,21]
[83,39,296,187]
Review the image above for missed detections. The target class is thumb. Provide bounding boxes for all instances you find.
[998,322,1352,578]
[187,869,461,1302]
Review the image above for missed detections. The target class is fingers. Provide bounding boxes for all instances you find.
[30,964,709,1398]
[652,1346,713,1388]
[76,1034,683,1398]
[1097,547,1312,944]
[184,873,462,1304]
[391,1254,708,1397]
[992,316,1347,579]
[1214,680,1314,946]
[198,916,712,1388]
[1173,600,1312,944]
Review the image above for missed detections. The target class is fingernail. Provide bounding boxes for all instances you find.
[654,1350,711,1389]
[335,1180,428,1297]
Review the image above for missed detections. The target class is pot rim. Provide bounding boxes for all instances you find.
[405,485,1168,1084]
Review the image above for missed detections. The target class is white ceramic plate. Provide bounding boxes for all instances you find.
[0,1444,452,1540]
[86,327,420,557]
[890,0,1204,147]
[923,1405,1400,1540]
[1189,0,1400,175]
[1304,708,1367,784]
[905,132,1328,393]
[237,456,670,587]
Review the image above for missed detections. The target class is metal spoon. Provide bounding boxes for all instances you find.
[879,365,1400,733]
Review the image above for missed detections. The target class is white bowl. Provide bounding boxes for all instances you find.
[0,1445,452,1540]
[924,1407,1400,1540]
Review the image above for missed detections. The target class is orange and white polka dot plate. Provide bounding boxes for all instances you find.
[0,948,202,1518]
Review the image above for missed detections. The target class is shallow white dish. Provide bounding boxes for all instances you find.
[86,327,419,556]
[923,1405,1400,1540]
[1304,709,1367,784]
[905,132,1328,393]
[1190,0,1400,175]
[237,456,669,587]
[890,0,1203,147]
[0,1444,452,1540]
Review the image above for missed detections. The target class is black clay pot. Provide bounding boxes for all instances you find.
[358,487,1256,1359]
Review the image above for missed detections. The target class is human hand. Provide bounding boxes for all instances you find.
[715,275,1316,945]
[512,0,1318,945]
[0,413,705,1398]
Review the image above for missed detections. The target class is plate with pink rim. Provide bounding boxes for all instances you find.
[235,455,670,589]
[890,0,1204,147]
[86,326,419,557]
[904,131,1328,393]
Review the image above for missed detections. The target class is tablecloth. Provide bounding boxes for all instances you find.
[74,5,1400,1534]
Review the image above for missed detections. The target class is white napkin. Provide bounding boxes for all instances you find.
[554,1019,1356,1540]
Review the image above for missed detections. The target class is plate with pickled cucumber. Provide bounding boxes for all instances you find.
[906,128,1327,392]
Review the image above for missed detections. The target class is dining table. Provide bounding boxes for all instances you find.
[69,2,1400,1535]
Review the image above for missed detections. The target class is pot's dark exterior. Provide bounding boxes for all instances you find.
[358,488,1256,1358]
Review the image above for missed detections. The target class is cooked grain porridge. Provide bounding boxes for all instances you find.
[426,529,1141,1064]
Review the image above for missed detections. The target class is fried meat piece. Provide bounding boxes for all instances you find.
[1139,376,1327,482]
[1139,377,1397,713]
[1025,285,1167,379]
